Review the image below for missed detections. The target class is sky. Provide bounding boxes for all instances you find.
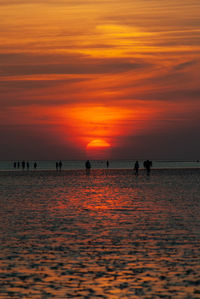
[0,0,200,160]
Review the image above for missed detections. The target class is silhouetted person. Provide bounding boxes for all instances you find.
[85,160,91,171]
[59,160,62,171]
[56,162,59,170]
[134,160,139,176]
[34,162,37,169]
[106,160,109,168]
[26,162,30,170]
[17,162,20,168]
[13,162,16,169]
[144,160,152,175]
[22,161,25,170]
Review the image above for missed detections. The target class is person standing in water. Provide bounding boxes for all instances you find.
[85,160,91,169]
[85,160,91,173]
[134,160,139,176]
[59,160,62,171]
[22,161,25,170]
[106,160,109,168]
[144,160,152,175]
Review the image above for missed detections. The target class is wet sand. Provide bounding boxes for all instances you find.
[0,169,200,298]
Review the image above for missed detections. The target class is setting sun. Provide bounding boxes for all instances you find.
[86,139,111,159]
[87,139,111,148]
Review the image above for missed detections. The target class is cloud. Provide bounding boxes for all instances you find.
[0,53,150,77]
[0,0,117,5]
[174,60,197,71]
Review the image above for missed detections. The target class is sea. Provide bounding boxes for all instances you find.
[0,160,200,298]
[0,159,200,170]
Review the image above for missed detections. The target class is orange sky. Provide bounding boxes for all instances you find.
[0,0,200,159]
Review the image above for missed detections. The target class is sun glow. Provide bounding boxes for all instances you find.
[62,104,133,149]
[86,139,111,159]
[87,139,111,148]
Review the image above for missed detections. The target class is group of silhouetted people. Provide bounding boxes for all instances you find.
[13,160,64,170]
[13,161,37,170]
[85,159,152,175]
[56,160,63,171]
[13,159,152,174]
[134,160,152,176]
[143,160,152,175]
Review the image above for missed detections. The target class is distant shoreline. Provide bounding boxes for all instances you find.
[0,160,200,171]
[0,168,200,174]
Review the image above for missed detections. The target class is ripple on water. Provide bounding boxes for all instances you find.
[0,169,200,298]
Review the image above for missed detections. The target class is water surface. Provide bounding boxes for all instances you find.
[0,169,200,298]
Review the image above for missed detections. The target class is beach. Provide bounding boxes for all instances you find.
[0,168,200,298]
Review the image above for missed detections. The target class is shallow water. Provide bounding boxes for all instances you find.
[0,169,200,298]
[1,159,200,171]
